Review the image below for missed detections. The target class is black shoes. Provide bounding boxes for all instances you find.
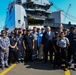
[64,68,68,71]
[1,66,4,70]
[73,65,76,71]
[5,65,9,68]
[73,68,76,71]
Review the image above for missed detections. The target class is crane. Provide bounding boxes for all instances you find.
[64,4,71,23]
[52,3,76,22]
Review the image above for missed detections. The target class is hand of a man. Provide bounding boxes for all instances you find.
[24,46,26,50]
[3,48,6,52]
[32,45,34,50]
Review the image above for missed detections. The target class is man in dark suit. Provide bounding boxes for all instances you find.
[42,26,54,63]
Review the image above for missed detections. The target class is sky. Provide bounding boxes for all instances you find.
[51,0,76,24]
[0,0,13,29]
[0,0,76,30]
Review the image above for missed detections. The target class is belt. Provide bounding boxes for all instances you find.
[59,46,67,49]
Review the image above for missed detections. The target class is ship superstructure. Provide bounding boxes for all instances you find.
[5,0,53,31]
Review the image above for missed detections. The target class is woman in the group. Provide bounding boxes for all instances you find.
[56,32,70,71]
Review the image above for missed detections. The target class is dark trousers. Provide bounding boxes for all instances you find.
[25,45,33,62]
[58,47,68,67]
[9,50,18,64]
[68,46,76,64]
[68,47,73,62]
[18,46,24,61]
[44,46,53,62]
[33,40,38,59]
[54,52,59,66]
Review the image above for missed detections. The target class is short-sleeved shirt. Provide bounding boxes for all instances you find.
[67,33,76,46]
[67,33,76,52]
[52,37,58,49]
[17,36,23,46]
[10,37,17,46]
[23,34,34,46]
[10,37,17,51]
[57,37,70,48]
[31,32,38,41]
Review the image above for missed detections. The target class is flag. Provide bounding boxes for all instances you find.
[21,23,24,30]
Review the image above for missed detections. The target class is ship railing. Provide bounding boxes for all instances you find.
[35,8,45,11]
[28,15,47,20]
[25,8,46,12]
[27,14,47,18]
[34,15,47,19]
[44,23,70,28]
[44,23,60,27]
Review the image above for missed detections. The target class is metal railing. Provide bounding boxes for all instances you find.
[44,23,70,28]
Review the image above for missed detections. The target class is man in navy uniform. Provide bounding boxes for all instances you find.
[23,29,34,62]
[9,31,18,65]
[67,26,76,70]
[31,27,38,60]
[0,30,10,70]
[42,26,54,63]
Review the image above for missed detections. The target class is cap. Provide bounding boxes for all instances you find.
[15,28,18,30]
[23,29,26,31]
[27,29,30,32]
[33,27,36,29]
[5,27,9,30]
[63,28,67,31]
[18,28,21,30]
[70,26,75,30]
[18,30,22,34]
[11,31,15,34]
[37,28,40,30]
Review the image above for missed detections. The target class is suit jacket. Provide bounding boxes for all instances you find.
[42,31,54,47]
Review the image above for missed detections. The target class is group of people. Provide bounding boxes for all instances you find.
[0,26,76,71]
[0,27,44,70]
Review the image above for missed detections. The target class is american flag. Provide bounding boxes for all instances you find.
[21,23,24,30]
